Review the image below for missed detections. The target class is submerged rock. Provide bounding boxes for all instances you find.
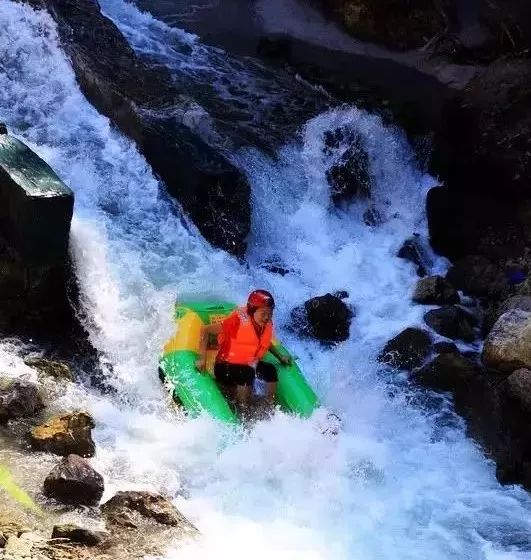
[412,275,459,305]
[378,327,432,370]
[43,454,104,506]
[0,380,43,423]
[30,412,96,457]
[101,491,198,533]
[482,309,531,373]
[424,305,477,342]
[291,293,353,343]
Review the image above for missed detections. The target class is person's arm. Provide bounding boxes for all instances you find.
[269,344,291,366]
[195,323,222,371]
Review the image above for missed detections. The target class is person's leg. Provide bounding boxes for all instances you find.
[256,362,278,405]
[230,364,255,413]
[214,362,236,403]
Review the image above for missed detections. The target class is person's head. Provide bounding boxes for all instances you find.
[247,289,275,326]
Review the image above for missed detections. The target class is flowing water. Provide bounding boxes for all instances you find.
[1,1,531,559]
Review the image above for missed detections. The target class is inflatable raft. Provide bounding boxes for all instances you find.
[159,301,319,423]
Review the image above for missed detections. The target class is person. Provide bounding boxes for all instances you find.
[195,290,291,410]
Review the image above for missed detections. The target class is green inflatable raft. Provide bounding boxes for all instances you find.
[159,301,319,423]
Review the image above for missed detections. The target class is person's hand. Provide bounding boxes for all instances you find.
[195,357,206,371]
[279,355,292,366]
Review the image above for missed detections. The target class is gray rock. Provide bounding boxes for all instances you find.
[412,275,460,305]
[23,358,73,382]
[43,455,104,506]
[413,351,480,393]
[378,328,432,370]
[397,236,429,277]
[424,305,477,342]
[0,380,43,423]
[433,341,458,354]
[482,309,531,373]
[51,524,106,546]
[101,491,198,533]
[504,369,531,416]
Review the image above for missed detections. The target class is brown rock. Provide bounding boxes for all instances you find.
[504,368,531,416]
[412,275,460,305]
[424,305,477,342]
[378,327,432,370]
[482,309,531,373]
[101,491,198,533]
[30,412,95,457]
[43,454,104,506]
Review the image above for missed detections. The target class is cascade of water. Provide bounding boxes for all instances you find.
[1,2,531,559]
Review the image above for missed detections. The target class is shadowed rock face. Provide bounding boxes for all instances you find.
[28,0,250,257]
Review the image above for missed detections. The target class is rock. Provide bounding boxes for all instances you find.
[424,305,477,342]
[324,127,370,204]
[38,0,250,257]
[101,491,198,533]
[0,134,73,265]
[503,369,531,416]
[51,524,106,546]
[482,309,531,373]
[397,236,429,277]
[0,122,7,135]
[378,327,432,370]
[321,0,449,51]
[0,380,43,423]
[433,341,458,354]
[43,454,104,506]
[291,293,353,343]
[446,255,508,299]
[413,351,480,393]
[362,207,382,226]
[23,358,73,382]
[412,275,460,305]
[29,412,96,457]
[0,532,6,548]
[483,295,531,334]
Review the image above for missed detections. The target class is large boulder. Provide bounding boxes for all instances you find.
[378,327,432,370]
[291,293,353,343]
[482,309,531,373]
[29,412,96,457]
[101,491,198,533]
[413,351,480,394]
[0,379,43,423]
[424,305,477,342]
[445,255,508,299]
[482,295,531,335]
[324,127,370,204]
[43,454,104,506]
[412,275,459,305]
[34,0,250,256]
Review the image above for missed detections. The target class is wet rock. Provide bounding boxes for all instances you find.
[291,293,353,343]
[0,380,43,423]
[446,255,508,299]
[483,295,531,335]
[101,491,198,533]
[412,275,460,305]
[413,351,480,393]
[43,454,104,506]
[51,524,107,546]
[503,368,531,416]
[424,305,477,342]
[362,207,382,226]
[482,309,531,373]
[29,412,96,457]
[397,236,429,277]
[321,0,449,50]
[324,127,370,204]
[0,532,6,548]
[433,341,458,354]
[23,358,73,382]
[378,327,432,370]
[37,0,250,257]
[0,122,7,135]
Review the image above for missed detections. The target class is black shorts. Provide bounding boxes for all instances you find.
[214,361,278,387]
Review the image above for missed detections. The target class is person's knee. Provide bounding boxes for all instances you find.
[258,362,278,383]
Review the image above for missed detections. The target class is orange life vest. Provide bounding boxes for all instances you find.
[217,307,273,366]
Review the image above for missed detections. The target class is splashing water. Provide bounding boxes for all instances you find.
[1,2,531,559]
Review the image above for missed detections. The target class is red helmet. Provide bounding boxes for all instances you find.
[247,289,275,311]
